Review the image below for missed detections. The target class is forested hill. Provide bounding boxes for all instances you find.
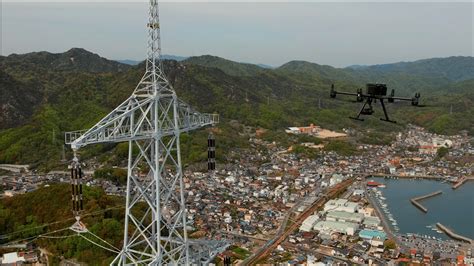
[183,55,264,76]
[0,48,130,74]
[0,49,472,169]
[0,70,43,129]
[349,56,474,82]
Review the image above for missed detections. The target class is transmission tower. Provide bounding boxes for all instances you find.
[65,0,229,264]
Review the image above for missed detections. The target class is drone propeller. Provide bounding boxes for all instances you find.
[330,84,336,98]
[388,89,395,103]
[411,92,421,106]
[356,88,363,102]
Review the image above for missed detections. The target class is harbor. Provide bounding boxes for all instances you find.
[367,176,474,240]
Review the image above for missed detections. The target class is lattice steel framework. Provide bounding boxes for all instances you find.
[65,0,229,264]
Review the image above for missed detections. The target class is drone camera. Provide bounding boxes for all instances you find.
[366,83,387,96]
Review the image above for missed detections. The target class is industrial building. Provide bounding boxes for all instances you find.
[323,199,359,213]
[300,215,320,232]
[359,229,387,240]
[363,216,382,228]
[326,210,364,223]
[313,220,359,236]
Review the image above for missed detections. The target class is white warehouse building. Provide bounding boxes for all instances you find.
[313,220,359,236]
[326,210,364,223]
[323,199,359,213]
[300,215,319,232]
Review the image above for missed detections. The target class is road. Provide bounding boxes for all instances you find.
[242,179,354,265]
[217,230,269,242]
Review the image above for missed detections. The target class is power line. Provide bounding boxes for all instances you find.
[85,230,121,252]
[0,205,125,239]
[2,227,121,255]
[79,233,120,254]
[1,227,71,246]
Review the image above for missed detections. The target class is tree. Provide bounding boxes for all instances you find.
[437,147,449,158]
[384,239,396,250]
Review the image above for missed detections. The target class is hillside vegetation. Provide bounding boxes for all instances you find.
[0,49,472,170]
[0,184,124,264]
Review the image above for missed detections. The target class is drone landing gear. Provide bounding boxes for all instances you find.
[350,98,373,121]
[379,99,397,123]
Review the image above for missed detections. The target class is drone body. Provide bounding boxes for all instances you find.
[330,83,421,123]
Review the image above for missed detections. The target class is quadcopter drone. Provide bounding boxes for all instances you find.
[330,83,421,123]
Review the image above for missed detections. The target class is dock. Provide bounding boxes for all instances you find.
[436,223,474,244]
[410,190,443,213]
[371,173,444,180]
[452,176,474,189]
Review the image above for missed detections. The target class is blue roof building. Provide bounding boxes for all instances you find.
[359,229,387,240]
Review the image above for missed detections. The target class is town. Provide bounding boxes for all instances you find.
[1,124,473,265]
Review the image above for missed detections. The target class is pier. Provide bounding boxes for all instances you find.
[370,173,444,180]
[452,176,474,189]
[436,223,474,244]
[410,190,443,213]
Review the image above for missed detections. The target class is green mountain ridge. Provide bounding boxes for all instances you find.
[353,56,474,82]
[183,55,265,76]
[1,48,130,74]
[0,49,472,169]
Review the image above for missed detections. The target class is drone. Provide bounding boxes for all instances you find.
[330,83,421,123]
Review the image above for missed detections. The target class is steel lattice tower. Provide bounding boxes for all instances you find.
[65,0,229,264]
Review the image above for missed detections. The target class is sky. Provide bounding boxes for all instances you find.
[1,1,472,67]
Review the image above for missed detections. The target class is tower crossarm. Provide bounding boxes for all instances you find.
[65,94,218,150]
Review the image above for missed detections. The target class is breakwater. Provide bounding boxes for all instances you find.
[410,190,443,213]
[452,177,474,189]
[436,223,474,244]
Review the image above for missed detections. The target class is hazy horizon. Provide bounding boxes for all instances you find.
[1,2,472,67]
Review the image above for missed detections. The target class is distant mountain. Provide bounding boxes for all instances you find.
[116,59,142,65]
[256,63,274,69]
[349,56,474,82]
[183,55,264,76]
[162,54,188,61]
[277,60,356,82]
[1,48,130,73]
[275,58,474,95]
[116,55,188,66]
[0,70,42,129]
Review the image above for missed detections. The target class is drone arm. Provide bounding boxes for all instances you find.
[385,96,412,101]
[335,91,360,96]
[385,92,420,106]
